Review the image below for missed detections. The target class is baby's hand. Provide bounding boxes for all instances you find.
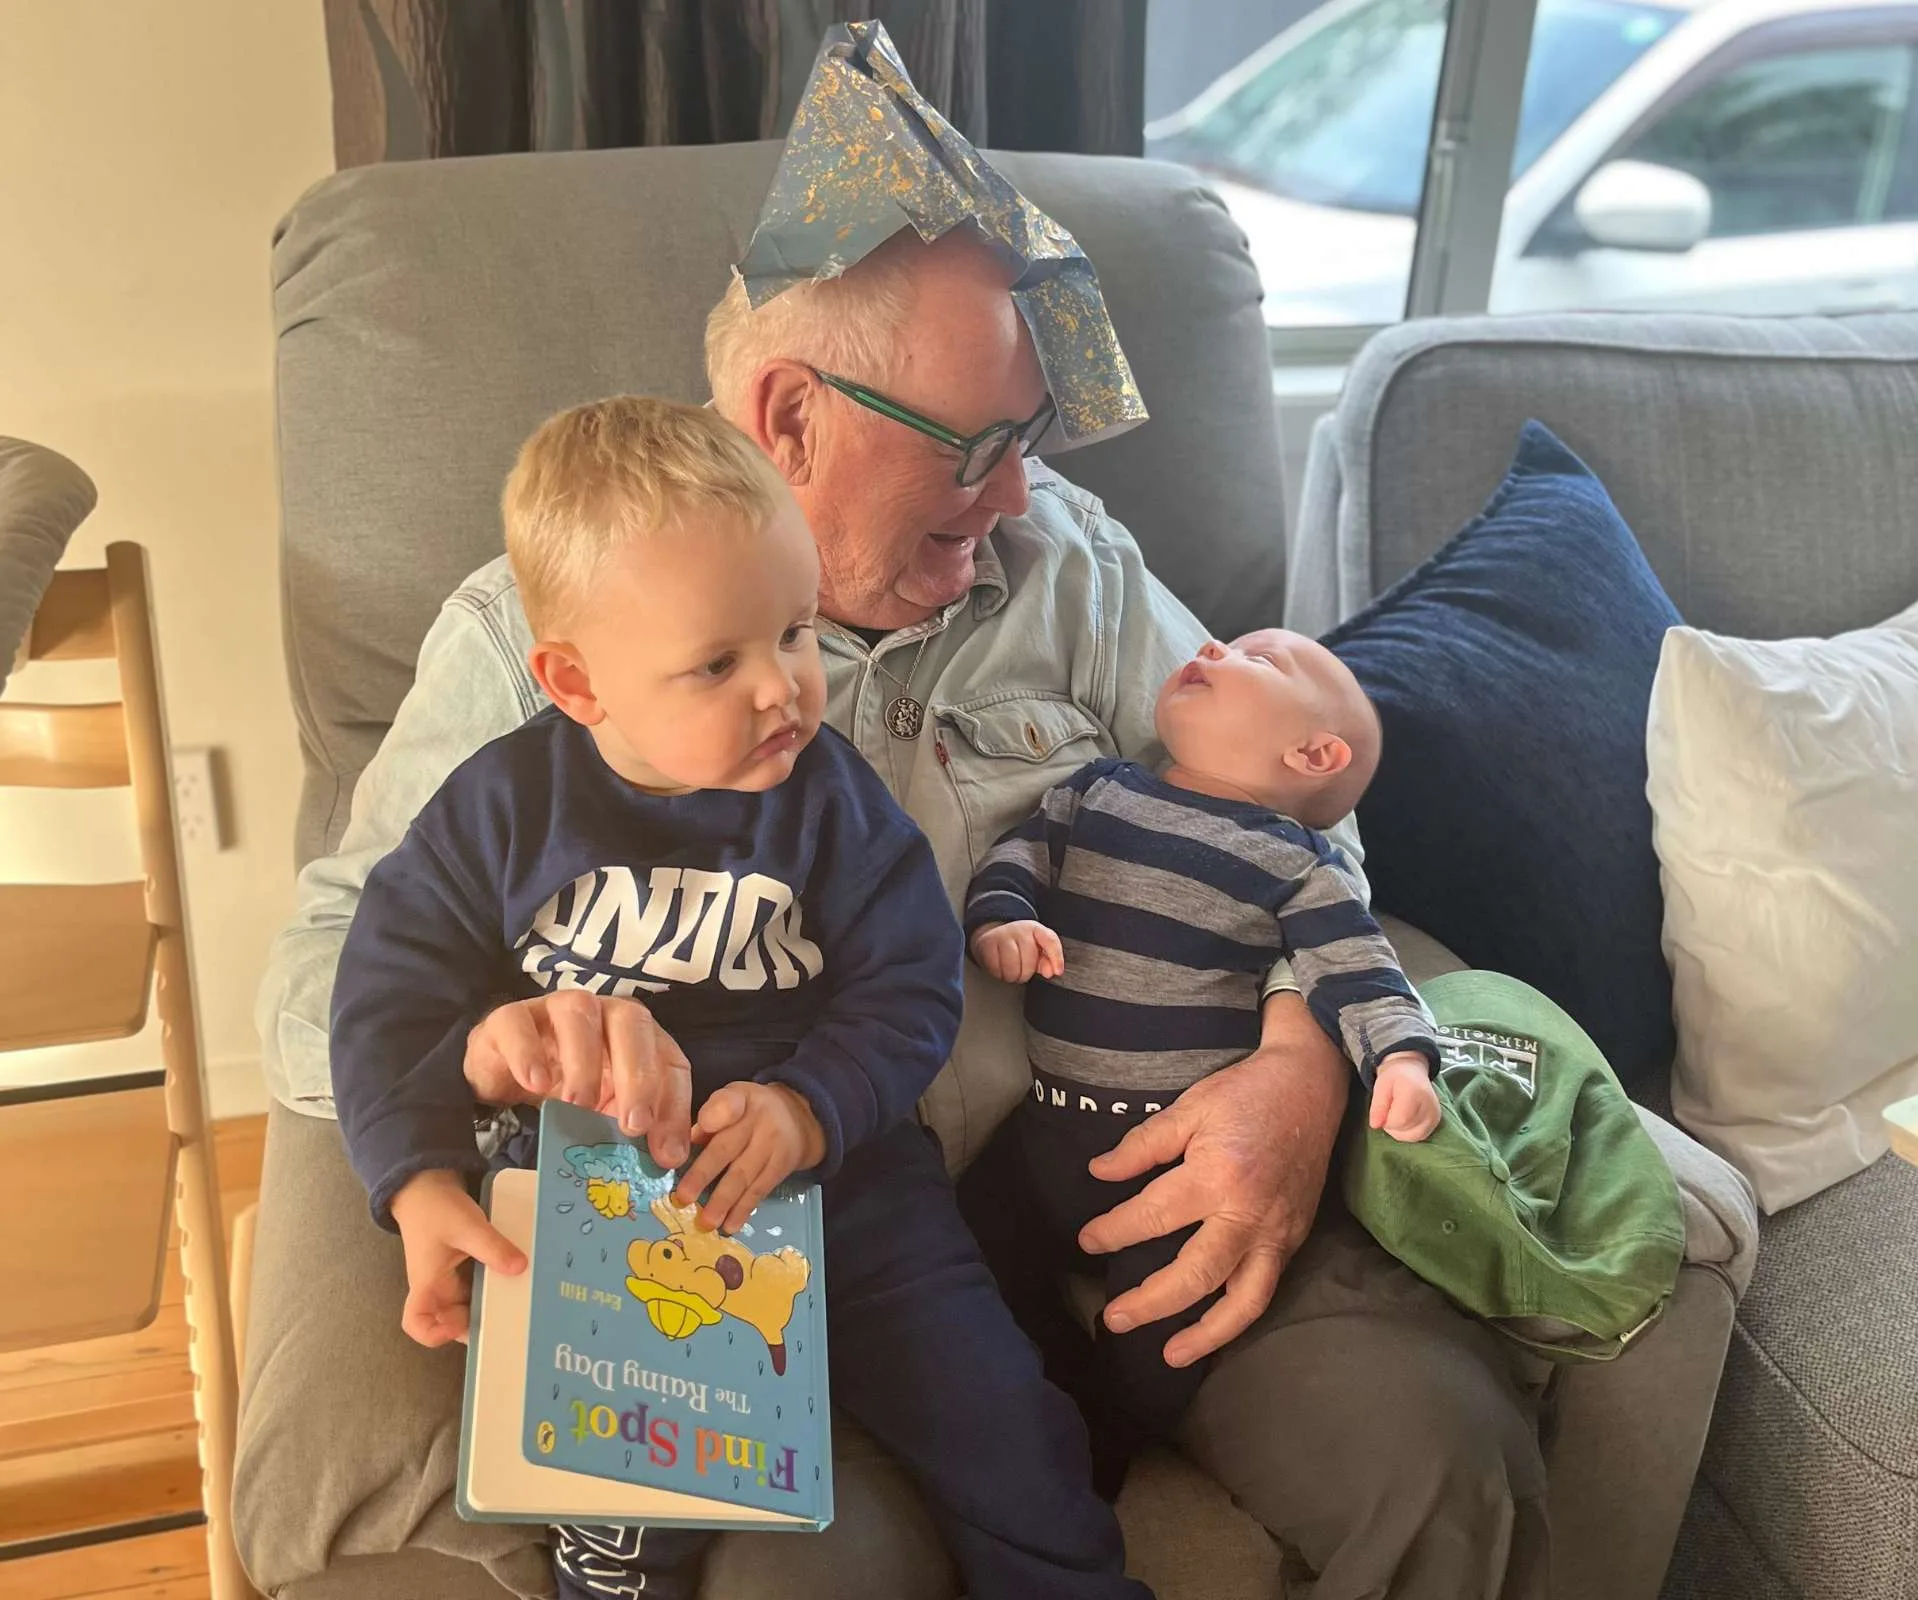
[970,919,1065,984]
[388,1169,527,1347]
[674,1083,827,1235]
[1369,1052,1442,1143]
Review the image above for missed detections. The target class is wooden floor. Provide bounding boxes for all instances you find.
[1,1114,264,1600]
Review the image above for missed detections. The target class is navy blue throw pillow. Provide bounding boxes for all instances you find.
[1323,421,1679,1100]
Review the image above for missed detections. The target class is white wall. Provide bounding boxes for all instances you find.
[0,2,335,1116]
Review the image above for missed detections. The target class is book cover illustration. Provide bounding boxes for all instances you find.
[521,1099,832,1523]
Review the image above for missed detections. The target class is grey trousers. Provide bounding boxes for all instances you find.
[238,1106,1556,1600]
[703,1195,1552,1600]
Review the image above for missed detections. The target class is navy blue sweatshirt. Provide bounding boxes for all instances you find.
[331,708,963,1226]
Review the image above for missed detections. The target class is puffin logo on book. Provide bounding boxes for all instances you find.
[456,1100,834,1533]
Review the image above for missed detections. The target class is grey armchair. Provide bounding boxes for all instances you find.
[235,143,1747,1600]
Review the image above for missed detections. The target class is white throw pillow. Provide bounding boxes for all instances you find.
[1649,597,1918,1213]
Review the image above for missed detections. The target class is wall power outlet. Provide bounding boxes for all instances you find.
[173,746,227,851]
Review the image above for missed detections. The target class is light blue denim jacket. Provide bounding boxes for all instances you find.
[257,464,1365,1168]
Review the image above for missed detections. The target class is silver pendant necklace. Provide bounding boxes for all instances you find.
[872,635,932,740]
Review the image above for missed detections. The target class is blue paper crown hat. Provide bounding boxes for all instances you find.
[735,19,1148,449]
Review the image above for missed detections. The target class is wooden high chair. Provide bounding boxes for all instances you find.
[0,542,254,1597]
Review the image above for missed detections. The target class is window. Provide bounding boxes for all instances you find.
[1490,23,1918,316]
[1144,0,1450,327]
[1147,0,1918,339]
[1141,0,1918,511]
[1511,0,1681,174]
[1144,0,1678,328]
[1621,45,1916,237]
[1151,0,1449,219]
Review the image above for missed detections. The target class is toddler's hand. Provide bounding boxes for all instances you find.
[970,919,1065,984]
[674,1083,827,1235]
[1369,1052,1442,1143]
[388,1169,526,1347]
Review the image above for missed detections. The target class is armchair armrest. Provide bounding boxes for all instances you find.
[1633,1106,1759,1299]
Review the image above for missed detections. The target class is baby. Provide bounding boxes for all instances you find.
[964,628,1441,1476]
[330,398,1153,1600]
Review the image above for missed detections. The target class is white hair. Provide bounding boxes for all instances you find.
[703,233,923,420]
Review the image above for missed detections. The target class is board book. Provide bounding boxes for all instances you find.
[459,1099,832,1531]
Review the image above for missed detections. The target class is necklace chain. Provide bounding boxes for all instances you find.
[863,631,933,741]
[870,634,930,695]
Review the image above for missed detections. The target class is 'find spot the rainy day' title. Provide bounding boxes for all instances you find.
[529,1138,818,1497]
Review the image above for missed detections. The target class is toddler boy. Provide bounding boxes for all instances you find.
[330,397,1152,1600]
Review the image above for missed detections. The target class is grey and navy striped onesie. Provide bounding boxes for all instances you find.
[960,756,1439,1458]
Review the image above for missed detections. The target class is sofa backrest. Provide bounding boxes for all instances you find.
[271,143,1285,866]
[1287,312,1918,641]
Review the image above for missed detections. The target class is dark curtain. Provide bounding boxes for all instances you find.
[984,0,1147,158]
[323,0,1147,169]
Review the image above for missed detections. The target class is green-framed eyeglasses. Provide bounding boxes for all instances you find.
[812,369,1057,488]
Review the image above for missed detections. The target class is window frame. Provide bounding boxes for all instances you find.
[1263,0,1541,364]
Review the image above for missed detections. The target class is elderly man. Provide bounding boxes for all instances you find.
[251,25,1547,1600]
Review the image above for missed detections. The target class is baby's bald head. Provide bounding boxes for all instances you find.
[1154,628,1382,829]
[1302,648,1381,828]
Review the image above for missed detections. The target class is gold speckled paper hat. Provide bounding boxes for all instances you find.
[735,19,1147,448]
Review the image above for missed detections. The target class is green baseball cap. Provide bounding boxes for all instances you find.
[1344,970,1684,1362]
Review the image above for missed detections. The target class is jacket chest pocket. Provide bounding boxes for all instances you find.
[931,695,1111,873]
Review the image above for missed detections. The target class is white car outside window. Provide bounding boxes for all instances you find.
[1147,0,1918,324]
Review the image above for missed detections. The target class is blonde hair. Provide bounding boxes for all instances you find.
[502,396,788,636]
[704,231,922,420]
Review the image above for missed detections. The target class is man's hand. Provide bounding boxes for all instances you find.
[673,1083,827,1236]
[464,991,694,1168]
[1369,1052,1442,1142]
[388,1169,526,1348]
[1078,991,1347,1368]
[970,919,1064,984]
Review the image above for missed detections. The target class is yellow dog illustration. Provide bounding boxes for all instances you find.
[620,1194,810,1374]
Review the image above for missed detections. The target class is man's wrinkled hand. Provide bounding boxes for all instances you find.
[1077,996,1348,1367]
[464,990,695,1168]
